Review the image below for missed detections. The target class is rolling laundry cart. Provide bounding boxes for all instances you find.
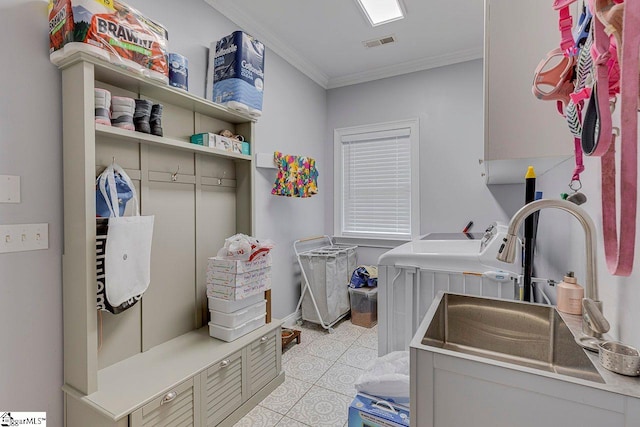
[294,236,357,332]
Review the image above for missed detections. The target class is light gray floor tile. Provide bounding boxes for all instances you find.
[260,376,313,415]
[275,417,311,427]
[355,329,378,350]
[234,405,283,427]
[284,352,333,383]
[328,321,367,344]
[287,386,353,427]
[338,345,379,369]
[303,336,349,361]
[282,341,308,363]
[294,323,329,344]
[316,362,364,397]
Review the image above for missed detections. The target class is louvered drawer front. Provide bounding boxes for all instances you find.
[249,332,278,395]
[205,351,243,427]
[138,378,197,427]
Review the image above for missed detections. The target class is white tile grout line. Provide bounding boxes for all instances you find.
[263,320,373,426]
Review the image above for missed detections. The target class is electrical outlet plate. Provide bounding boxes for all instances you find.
[0,175,20,203]
[0,223,49,253]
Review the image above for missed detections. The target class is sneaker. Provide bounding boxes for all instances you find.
[150,104,163,137]
[111,96,135,131]
[94,88,111,126]
[134,99,153,134]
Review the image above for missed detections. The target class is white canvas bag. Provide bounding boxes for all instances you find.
[99,163,154,307]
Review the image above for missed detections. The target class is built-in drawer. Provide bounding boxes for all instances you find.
[247,331,279,396]
[130,377,200,427]
[202,350,244,426]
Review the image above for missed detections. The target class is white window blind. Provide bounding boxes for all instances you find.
[341,127,412,237]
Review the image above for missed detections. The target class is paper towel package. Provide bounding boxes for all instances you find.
[206,31,265,118]
[48,0,169,82]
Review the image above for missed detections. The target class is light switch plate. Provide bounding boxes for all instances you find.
[0,223,49,253]
[0,175,20,203]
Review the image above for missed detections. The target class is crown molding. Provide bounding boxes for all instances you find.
[326,46,484,89]
[205,1,482,90]
[205,0,330,89]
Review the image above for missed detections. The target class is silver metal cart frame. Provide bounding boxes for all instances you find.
[294,235,357,333]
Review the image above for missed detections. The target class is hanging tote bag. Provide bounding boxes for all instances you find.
[96,163,154,313]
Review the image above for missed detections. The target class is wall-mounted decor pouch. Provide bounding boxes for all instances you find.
[96,162,154,314]
[271,151,319,198]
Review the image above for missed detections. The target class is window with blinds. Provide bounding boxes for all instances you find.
[334,119,419,239]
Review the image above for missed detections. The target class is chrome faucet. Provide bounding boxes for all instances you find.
[496,199,610,345]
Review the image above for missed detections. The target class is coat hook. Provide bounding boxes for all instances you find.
[171,165,180,182]
[218,178,222,185]
[112,156,116,165]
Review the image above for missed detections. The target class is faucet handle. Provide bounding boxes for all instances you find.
[583,298,611,334]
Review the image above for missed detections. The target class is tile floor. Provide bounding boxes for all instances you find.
[234,319,378,427]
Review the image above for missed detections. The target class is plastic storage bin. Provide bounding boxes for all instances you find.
[349,287,378,328]
[208,293,263,313]
[210,300,266,328]
[209,314,266,342]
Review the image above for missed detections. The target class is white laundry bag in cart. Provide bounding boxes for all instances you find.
[300,246,356,325]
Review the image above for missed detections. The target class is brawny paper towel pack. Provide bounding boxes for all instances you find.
[206,31,265,118]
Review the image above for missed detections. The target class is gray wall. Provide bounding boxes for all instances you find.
[536,140,640,349]
[0,0,63,421]
[326,60,524,264]
[0,0,325,424]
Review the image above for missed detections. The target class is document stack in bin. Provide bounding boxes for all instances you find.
[206,254,271,342]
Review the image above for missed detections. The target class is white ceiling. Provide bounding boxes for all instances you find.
[205,0,484,89]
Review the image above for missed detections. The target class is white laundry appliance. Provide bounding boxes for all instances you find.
[377,223,522,355]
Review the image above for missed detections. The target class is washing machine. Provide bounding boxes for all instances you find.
[377,223,522,355]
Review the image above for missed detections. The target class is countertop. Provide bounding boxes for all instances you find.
[558,311,640,399]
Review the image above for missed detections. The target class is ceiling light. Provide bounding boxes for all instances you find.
[356,0,405,27]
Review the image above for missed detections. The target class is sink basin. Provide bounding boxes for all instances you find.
[421,293,605,383]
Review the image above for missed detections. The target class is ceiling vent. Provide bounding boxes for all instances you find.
[363,35,397,48]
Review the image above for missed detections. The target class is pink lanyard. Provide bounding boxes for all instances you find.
[583,0,638,276]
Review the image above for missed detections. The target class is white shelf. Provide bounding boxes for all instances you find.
[96,124,252,161]
[58,52,254,125]
[255,152,277,169]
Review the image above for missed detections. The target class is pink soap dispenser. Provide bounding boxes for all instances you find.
[556,271,584,315]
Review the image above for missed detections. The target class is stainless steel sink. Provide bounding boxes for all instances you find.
[421,293,605,383]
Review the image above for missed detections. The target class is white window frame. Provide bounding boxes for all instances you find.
[334,118,420,241]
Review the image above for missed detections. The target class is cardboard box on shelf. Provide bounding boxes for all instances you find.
[206,277,270,301]
[207,254,272,274]
[207,267,271,287]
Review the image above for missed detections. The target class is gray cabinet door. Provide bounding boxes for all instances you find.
[130,376,200,427]
[202,350,245,426]
[248,330,279,396]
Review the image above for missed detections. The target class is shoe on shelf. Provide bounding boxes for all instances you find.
[111,96,135,131]
[134,99,153,134]
[94,88,111,126]
[150,104,163,137]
